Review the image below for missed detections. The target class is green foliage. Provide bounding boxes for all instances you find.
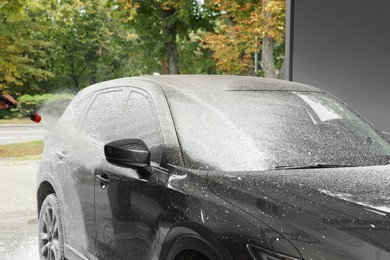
[274,40,285,70]
[1,0,286,95]
[29,0,138,90]
[178,30,217,74]
[117,0,214,74]
[0,0,53,92]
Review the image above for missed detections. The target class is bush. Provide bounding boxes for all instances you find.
[0,93,74,119]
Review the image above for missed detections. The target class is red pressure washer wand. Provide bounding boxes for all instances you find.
[14,106,41,123]
[0,95,42,123]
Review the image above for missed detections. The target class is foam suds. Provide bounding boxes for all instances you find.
[37,94,107,170]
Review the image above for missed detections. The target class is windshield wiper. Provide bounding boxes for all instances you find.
[274,163,355,170]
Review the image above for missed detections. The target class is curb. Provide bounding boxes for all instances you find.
[0,160,40,166]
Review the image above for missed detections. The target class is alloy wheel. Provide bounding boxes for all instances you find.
[39,194,63,260]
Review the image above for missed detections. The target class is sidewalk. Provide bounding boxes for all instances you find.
[0,161,40,260]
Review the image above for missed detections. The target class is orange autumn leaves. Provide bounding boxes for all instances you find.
[201,0,285,74]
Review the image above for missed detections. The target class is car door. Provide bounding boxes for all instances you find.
[94,89,168,260]
[50,93,98,257]
[56,87,129,258]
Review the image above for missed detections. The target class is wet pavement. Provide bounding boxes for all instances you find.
[0,162,39,260]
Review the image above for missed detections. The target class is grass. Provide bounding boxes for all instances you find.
[0,117,34,125]
[0,140,44,160]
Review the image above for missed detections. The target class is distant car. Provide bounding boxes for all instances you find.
[37,75,390,260]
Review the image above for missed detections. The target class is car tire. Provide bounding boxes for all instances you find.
[175,250,209,260]
[38,194,65,260]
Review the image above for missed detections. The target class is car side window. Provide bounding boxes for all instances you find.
[116,91,163,163]
[56,95,92,132]
[82,89,128,143]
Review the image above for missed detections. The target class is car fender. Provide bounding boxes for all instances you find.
[37,171,61,209]
[36,169,68,241]
[160,226,233,260]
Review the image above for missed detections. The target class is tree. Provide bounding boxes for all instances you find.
[0,0,52,93]
[178,30,217,74]
[22,0,141,92]
[117,0,212,74]
[202,0,285,77]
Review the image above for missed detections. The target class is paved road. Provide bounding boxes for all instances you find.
[0,125,47,145]
[0,163,39,260]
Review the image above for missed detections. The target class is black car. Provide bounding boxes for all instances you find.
[37,75,390,260]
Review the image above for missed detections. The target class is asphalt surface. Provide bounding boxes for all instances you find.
[0,125,47,145]
[0,162,39,260]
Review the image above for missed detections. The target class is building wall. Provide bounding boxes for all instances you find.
[286,0,390,131]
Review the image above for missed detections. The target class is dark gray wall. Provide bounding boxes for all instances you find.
[286,0,390,131]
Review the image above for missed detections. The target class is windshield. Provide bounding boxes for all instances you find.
[167,90,390,171]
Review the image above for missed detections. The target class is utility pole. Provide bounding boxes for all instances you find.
[254,36,259,75]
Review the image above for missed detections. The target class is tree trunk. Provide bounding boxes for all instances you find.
[278,60,285,79]
[167,41,179,74]
[162,7,180,75]
[260,0,278,78]
[72,74,80,90]
[70,62,80,90]
[261,36,277,78]
[161,59,168,74]
[91,63,97,85]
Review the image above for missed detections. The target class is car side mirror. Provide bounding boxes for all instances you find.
[104,139,150,168]
[382,131,390,144]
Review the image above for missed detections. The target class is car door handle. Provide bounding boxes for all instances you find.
[56,150,69,160]
[96,174,110,186]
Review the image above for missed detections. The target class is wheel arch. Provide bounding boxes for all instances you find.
[37,180,56,217]
[160,225,233,260]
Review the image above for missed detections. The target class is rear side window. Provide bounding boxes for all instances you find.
[82,89,129,143]
[117,91,163,163]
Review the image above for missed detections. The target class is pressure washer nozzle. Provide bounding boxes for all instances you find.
[1,95,42,123]
[29,112,41,123]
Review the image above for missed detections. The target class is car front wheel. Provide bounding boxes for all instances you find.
[38,194,64,260]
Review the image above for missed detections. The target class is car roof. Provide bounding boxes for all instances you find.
[76,75,323,98]
[137,75,323,93]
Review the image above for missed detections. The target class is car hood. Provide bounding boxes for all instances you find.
[207,165,390,259]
